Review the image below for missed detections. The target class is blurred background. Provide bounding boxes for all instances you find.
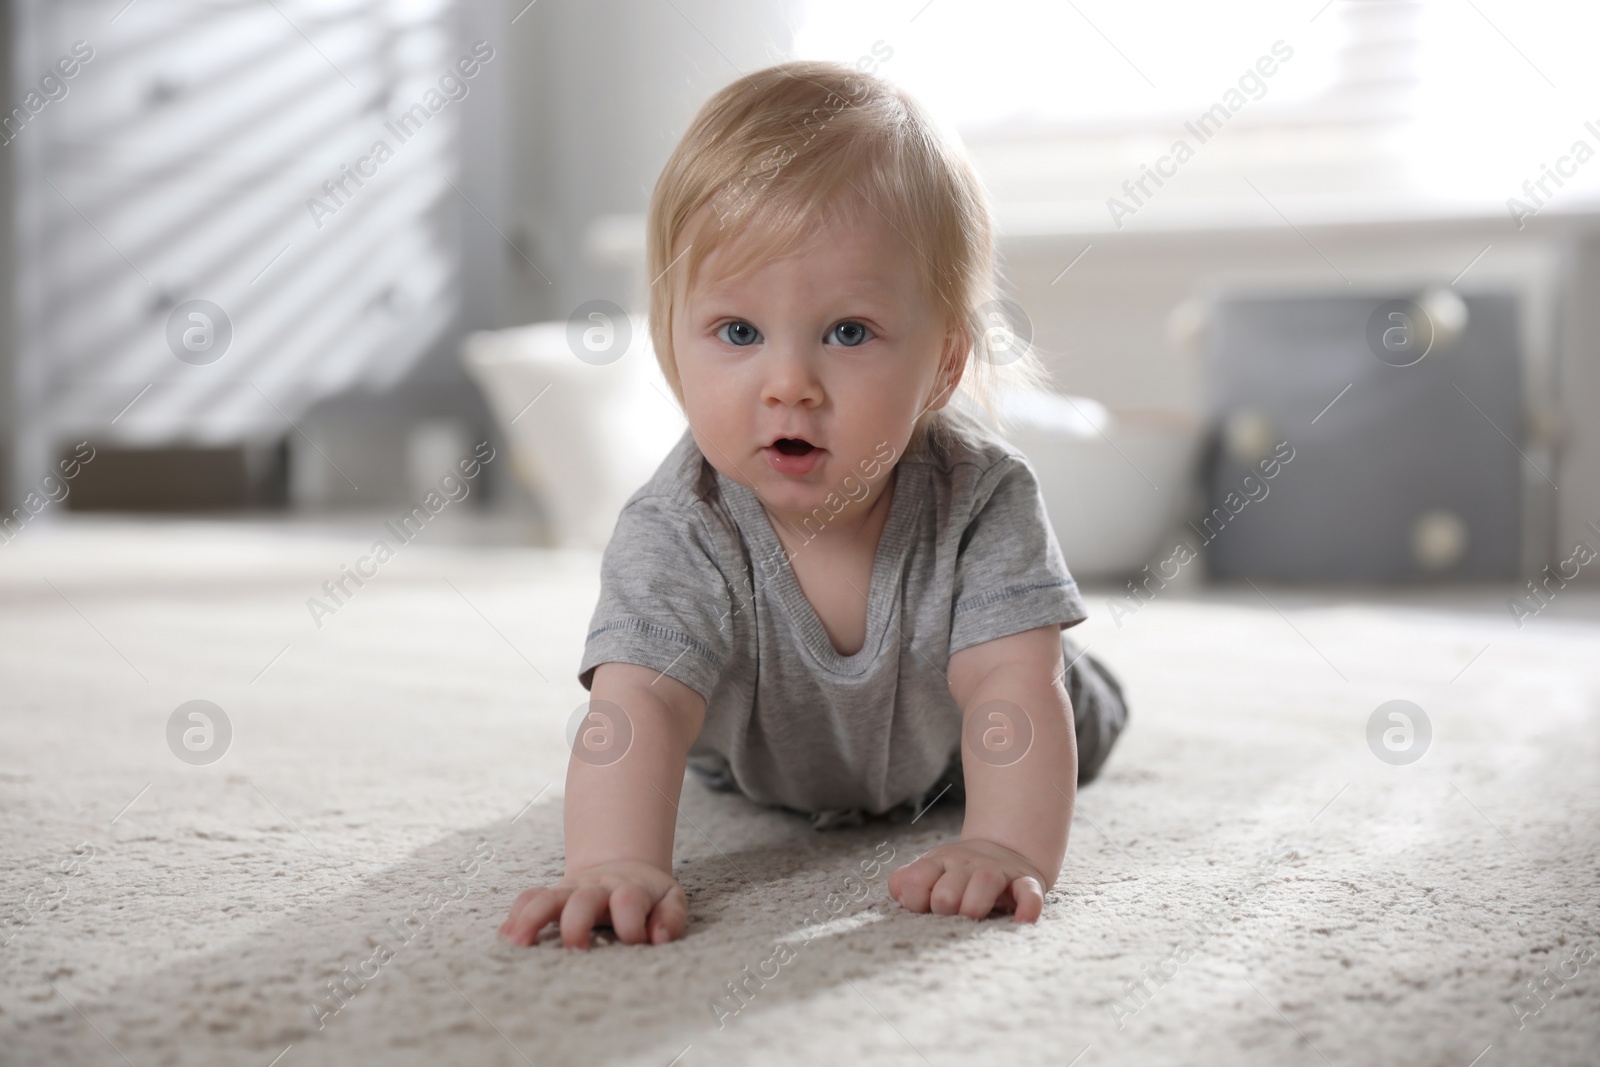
[3,0,1598,591]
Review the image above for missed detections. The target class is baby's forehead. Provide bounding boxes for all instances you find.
[690,257,905,302]
[686,214,924,302]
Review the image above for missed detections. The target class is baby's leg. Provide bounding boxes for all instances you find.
[918,632,1128,813]
[1062,634,1128,785]
[686,752,738,792]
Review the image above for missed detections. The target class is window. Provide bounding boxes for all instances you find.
[791,0,1600,229]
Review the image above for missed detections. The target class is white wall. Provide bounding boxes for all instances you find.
[502,0,801,325]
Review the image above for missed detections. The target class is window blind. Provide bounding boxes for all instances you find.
[14,0,471,449]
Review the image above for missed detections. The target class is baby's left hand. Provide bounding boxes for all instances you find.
[887,838,1048,923]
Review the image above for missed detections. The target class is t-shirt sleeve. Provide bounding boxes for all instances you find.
[577,495,738,702]
[948,454,1089,655]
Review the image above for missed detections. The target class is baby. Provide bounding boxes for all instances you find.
[499,60,1128,950]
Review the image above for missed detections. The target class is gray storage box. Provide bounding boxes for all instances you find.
[1200,292,1525,581]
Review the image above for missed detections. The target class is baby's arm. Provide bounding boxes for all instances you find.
[887,625,1075,923]
[499,662,706,949]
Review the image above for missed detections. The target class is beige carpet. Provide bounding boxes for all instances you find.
[2,516,1597,1067]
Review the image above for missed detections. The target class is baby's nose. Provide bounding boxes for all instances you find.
[761,343,824,406]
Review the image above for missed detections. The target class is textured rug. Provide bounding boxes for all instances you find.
[1,517,1597,1067]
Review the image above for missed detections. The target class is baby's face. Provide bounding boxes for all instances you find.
[672,204,955,527]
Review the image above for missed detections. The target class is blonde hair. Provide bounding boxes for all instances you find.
[645,59,1050,450]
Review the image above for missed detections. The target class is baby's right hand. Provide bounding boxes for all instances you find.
[497,859,688,949]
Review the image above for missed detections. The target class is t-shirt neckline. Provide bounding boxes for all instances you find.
[715,457,926,675]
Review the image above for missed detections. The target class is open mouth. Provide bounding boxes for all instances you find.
[771,438,816,456]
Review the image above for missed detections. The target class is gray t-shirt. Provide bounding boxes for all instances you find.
[577,405,1089,819]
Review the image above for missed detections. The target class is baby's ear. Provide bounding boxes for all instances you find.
[940,323,970,394]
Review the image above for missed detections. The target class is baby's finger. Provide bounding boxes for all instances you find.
[958,867,1010,920]
[889,857,945,913]
[886,859,910,899]
[927,865,973,916]
[498,887,539,938]
[560,884,613,950]
[608,883,653,945]
[498,887,542,943]
[1009,875,1045,923]
[647,883,689,944]
[503,887,565,947]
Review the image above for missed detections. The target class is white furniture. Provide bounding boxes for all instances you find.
[984,389,1204,579]
[460,317,685,548]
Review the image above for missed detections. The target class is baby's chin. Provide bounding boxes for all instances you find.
[756,467,892,525]
[755,479,865,524]
[751,475,834,515]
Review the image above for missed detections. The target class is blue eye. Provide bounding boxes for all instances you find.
[828,321,872,347]
[718,321,761,346]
